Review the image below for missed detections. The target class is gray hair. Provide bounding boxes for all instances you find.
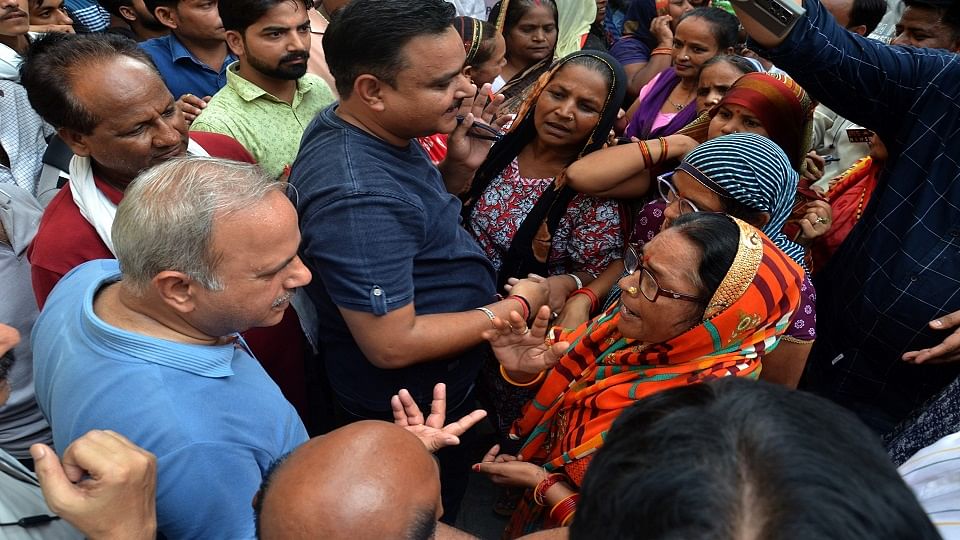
[112,157,285,295]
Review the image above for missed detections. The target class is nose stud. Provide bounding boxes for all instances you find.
[626,286,639,296]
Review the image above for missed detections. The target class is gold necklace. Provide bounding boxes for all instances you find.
[668,86,694,111]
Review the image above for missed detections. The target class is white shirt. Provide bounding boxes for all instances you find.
[445,0,487,19]
[899,431,960,540]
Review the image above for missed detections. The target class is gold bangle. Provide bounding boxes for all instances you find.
[500,364,545,387]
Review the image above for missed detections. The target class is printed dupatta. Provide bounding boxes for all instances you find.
[512,219,804,475]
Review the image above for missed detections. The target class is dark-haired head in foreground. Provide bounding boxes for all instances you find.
[572,378,939,540]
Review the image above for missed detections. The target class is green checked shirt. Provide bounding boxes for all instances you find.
[191,62,336,180]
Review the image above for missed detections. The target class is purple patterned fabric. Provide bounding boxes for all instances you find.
[625,68,698,139]
[630,198,817,342]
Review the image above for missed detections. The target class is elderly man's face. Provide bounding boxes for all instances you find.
[187,190,311,337]
[61,56,188,188]
[0,0,29,38]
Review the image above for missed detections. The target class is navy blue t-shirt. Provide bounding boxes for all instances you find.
[289,106,496,413]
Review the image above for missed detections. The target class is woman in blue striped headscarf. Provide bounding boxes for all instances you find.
[562,133,818,388]
[666,133,804,265]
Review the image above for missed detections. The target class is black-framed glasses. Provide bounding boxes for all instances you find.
[657,172,700,215]
[623,244,705,303]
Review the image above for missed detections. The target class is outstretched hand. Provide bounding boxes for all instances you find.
[483,305,569,377]
[472,444,546,489]
[391,383,487,453]
[903,310,960,364]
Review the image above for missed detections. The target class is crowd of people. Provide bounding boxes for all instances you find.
[1,0,960,537]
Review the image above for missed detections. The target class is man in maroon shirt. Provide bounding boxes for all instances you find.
[20,32,311,421]
[20,33,254,305]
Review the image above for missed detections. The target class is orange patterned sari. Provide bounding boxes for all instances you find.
[505,219,805,537]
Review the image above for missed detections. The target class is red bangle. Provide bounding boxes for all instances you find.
[548,493,579,527]
[657,136,669,165]
[651,46,672,56]
[568,288,599,313]
[533,473,566,506]
[508,294,531,321]
[637,140,653,169]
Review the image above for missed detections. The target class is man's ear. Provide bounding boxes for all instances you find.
[461,65,474,84]
[849,24,868,36]
[57,127,92,158]
[152,270,198,314]
[117,5,138,23]
[225,30,245,57]
[153,5,179,30]
[352,74,387,112]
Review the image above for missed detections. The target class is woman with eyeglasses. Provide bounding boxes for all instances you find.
[559,133,818,388]
[474,211,804,536]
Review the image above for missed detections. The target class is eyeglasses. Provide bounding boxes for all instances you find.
[657,172,700,215]
[623,244,705,303]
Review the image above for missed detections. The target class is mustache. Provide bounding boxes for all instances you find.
[1,8,26,18]
[279,51,309,63]
[271,291,294,309]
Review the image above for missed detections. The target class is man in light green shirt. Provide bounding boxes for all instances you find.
[192,0,335,180]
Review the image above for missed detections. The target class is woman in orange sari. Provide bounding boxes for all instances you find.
[475,212,804,537]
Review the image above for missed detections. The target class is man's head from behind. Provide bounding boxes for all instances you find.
[144,0,225,43]
[821,0,887,36]
[221,0,311,81]
[20,32,188,187]
[893,0,960,51]
[255,421,442,540]
[323,0,475,138]
[572,378,940,540]
[113,157,311,339]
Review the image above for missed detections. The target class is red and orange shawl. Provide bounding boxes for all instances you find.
[505,219,804,536]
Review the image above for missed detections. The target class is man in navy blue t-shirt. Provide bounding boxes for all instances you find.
[288,0,549,522]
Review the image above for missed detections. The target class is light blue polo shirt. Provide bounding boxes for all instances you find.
[32,259,307,539]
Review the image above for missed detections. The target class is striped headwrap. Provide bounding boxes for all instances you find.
[710,72,816,170]
[504,216,804,536]
[677,132,806,268]
[454,16,484,65]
